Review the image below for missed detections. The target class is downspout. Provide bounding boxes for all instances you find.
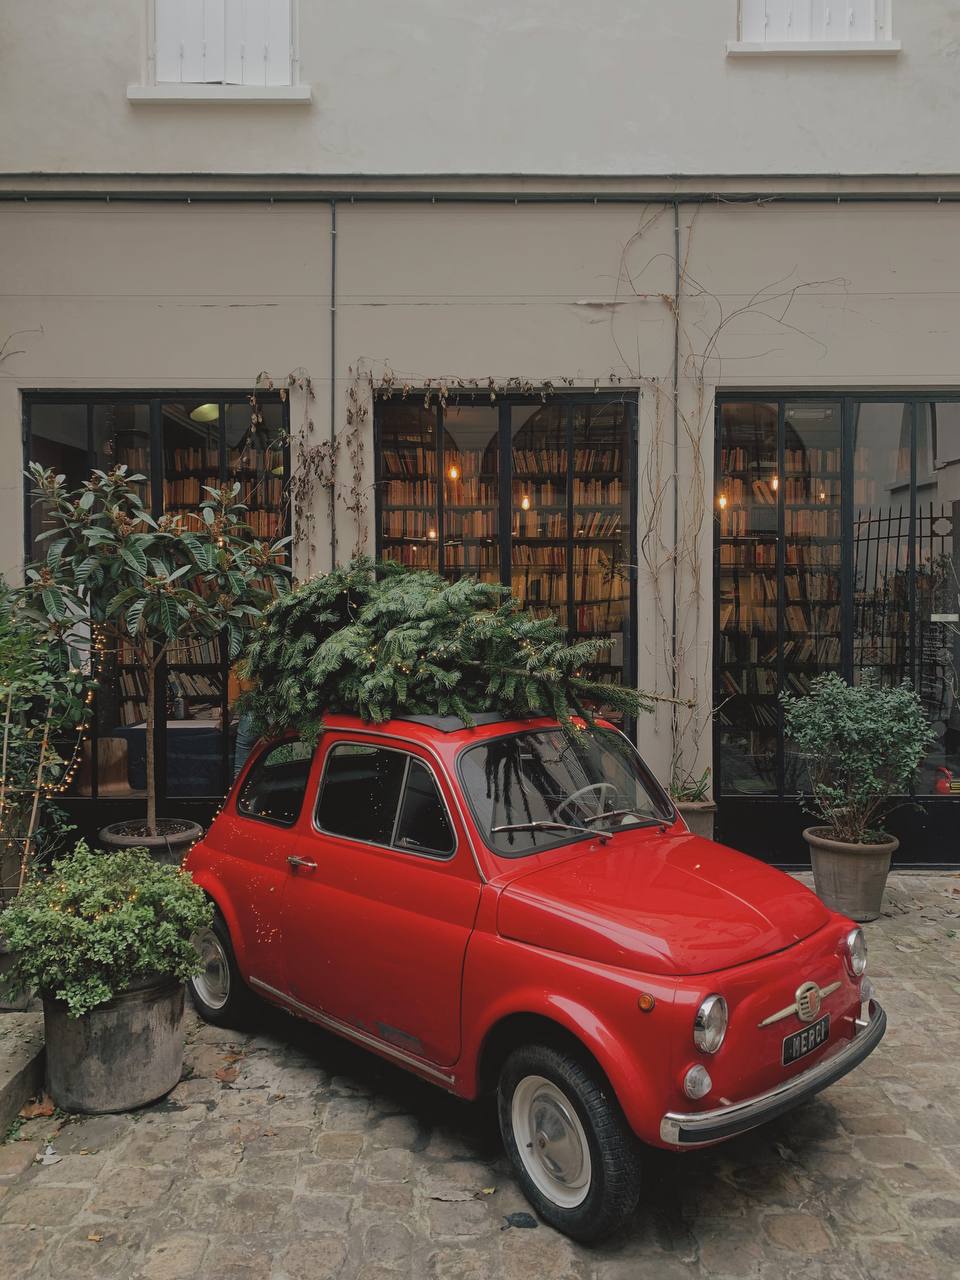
[671,199,681,755]
[329,198,337,568]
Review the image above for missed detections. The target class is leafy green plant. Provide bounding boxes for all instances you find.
[781,672,931,844]
[671,767,712,804]
[0,841,212,1017]
[17,464,290,835]
[0,585,89,905]
[241,558,653,741]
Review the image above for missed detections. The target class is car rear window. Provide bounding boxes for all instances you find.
[315,743,455,856]
[236,739,314,826]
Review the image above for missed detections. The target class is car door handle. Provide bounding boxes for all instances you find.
[287,855,317,871]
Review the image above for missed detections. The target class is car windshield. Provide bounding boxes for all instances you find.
[459,726,674,856]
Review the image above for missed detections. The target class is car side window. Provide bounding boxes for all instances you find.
[315,744,408,845]
[237,739,314,827]
[315,743,455,857]
[394,759,455,855]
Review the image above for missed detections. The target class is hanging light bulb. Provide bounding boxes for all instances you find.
[718,494,728,510]
[520,495,531,512]
[428,528,437,541]
[447,463,460,481]
[771,475,779,492]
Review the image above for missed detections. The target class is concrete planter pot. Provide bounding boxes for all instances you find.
[803,826,899,923]
[44,975,185,1113]
[99,819,202,865]
[675,800,717,841]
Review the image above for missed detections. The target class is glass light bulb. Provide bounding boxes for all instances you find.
[718,495,728,510]
[448,464,460,481]
[520,495,531,511]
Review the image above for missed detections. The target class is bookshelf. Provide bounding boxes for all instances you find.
[717,400,845,796]
[377,399,637,715]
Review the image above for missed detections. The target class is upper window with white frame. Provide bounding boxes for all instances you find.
[731,1,900,53]
[155,0,293,86]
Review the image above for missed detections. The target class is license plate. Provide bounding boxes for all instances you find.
[782,1014,830,1066]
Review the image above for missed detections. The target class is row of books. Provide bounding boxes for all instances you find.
[512,448,623,475]
[446,511,497,538]
[785,447,840,472]
[719,543,777,567]
[169,671,220,698]
[783,636,841,663]
[573,512,623,538]
[443,546,499,569]
[785,604,840,631]
[381,446,436,477]
[381,480,435,506]
[786,574,840,602]
[785,510,841,538]
[783,478,841,504]
[167,447,219,471]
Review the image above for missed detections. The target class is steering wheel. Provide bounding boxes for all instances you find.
[557,781,618,825]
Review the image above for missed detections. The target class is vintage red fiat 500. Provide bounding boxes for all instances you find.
[185,713,885,1241]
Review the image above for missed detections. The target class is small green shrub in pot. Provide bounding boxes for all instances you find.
[781,672,931,920]
[0,841,212,1112]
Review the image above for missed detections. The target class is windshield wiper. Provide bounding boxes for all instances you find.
[491,820,611,845]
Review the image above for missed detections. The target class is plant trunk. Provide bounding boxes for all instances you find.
[145,653,157,837]
[18,698,53,892]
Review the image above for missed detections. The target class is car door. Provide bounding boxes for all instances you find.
[279,735,482,1067]
[206,736,316,992]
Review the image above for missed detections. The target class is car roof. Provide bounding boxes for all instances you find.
[314,710,564,744]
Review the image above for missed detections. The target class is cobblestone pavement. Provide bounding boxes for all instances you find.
[1,873,958,1280]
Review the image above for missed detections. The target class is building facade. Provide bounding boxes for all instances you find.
[2,1,960,863]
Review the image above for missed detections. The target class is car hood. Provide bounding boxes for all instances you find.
[496,830,830,977]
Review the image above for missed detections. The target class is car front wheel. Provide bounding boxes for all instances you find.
[189,912,254,1027]
[497,1043,641,1242]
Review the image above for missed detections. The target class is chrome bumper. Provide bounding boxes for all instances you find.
[659,999,886,1146]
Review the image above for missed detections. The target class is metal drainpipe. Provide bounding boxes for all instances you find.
[671,200,681,725]
[329,198,337,569]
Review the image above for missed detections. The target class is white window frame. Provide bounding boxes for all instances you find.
[128,0,311,103]
[728,1,901,55]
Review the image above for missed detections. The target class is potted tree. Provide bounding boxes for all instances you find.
[18,464,289,859]
[0,840,212,1111]
[781,672,931,921]
[671,768,717,839]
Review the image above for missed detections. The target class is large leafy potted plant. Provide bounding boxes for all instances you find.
[19,464,289,858]
[782,672,931,921]
[0,841,212,1111]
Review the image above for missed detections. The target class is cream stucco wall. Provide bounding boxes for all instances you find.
[3,196,960,781]
[2,2,960,176]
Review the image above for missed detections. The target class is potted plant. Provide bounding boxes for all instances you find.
[18,464,289,858]
[781,672,931,921]
[671,767,716,839]
[0,840,212,1112]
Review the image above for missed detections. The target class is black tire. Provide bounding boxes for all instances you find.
[497,1043,641,1242]
[188,911,256,1027]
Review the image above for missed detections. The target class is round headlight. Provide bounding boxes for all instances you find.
[693,994,728,1054]
[845,927,868,978]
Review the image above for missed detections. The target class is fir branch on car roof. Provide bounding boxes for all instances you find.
[240,558,653,740]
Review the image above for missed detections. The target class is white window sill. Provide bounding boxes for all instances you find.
[726,40,901,56]
[127,84,312,103]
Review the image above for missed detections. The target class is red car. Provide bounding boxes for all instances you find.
[185,713,885,1241]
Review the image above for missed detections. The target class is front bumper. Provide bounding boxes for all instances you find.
[660,998,886,1146]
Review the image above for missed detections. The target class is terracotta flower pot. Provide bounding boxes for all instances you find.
[802,826,899,923]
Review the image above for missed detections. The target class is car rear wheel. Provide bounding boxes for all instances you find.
[497,1043,641,1242]
[189,912,254,1027]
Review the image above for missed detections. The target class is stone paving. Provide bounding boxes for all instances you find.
[0,872,959,1280]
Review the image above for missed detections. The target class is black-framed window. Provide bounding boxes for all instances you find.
[24,392,290,805]
[315,742,456,858]
[374,395,638,719]
[716,393,960,801]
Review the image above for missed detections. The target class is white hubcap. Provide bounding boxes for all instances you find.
[192,928,230,1011]
[511,1075,592,1208]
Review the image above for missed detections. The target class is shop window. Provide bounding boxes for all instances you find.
[155,0,293,87]
[375,397,637,720]
[25,393,289,807]
[716,394,960,804]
